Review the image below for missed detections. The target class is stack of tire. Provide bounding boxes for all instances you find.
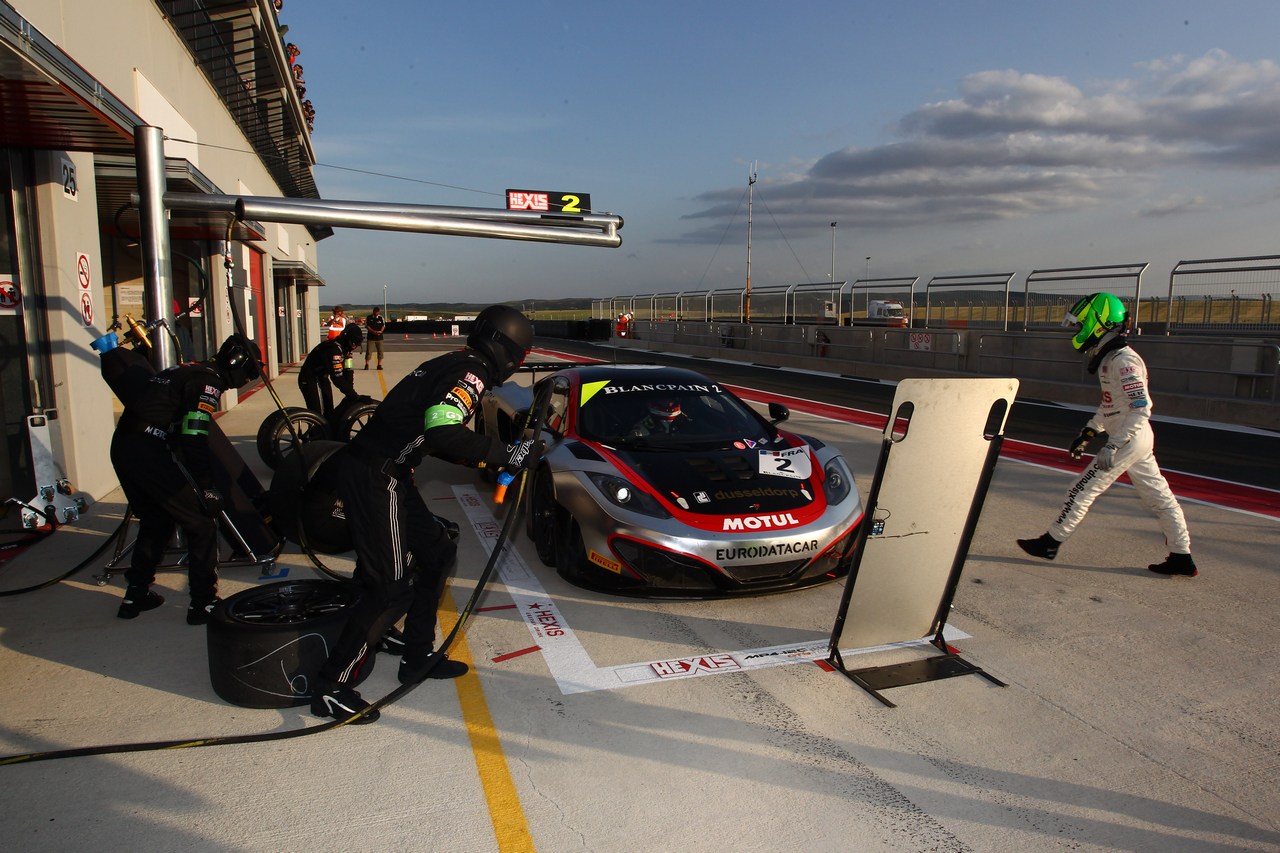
[256,394,379,469]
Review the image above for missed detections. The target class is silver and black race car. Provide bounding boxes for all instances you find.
[476,362,864,597]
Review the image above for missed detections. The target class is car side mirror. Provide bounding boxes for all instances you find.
[768,402,790,424]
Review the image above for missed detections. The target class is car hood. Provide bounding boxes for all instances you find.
[608,443,824,523]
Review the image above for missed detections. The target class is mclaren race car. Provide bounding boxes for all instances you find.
[476,363,864,597]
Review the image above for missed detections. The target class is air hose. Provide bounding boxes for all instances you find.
[0,351,551,765]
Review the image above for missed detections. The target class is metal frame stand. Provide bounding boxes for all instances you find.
[94,502,281,586]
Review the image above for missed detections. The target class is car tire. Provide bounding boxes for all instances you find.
[527,466,558,568]
[267,439,352,555]
[257,408,327,470]
[472,406,497,484]
[333,400,378,442]
[206,579,371,709]
[555,511,590,584]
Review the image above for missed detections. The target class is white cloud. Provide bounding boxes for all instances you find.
[678,51,1280,242]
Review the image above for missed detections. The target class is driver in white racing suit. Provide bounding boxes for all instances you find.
[1017,292,1197,577]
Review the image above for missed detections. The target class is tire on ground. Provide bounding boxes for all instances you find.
[206,579,370,708]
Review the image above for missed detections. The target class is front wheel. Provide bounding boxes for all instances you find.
[527,466,558,568]
[555,512,590,585]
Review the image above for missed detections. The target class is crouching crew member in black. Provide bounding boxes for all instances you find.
[298,322,362,419]
[311,305,541,723]
[112,334,262,624]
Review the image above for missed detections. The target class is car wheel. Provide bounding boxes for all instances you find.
[258,409,327,470]
[555,511,590,584]
[206,579,371,709]
[255,407,305,466]
[527,466,558,568]
[334,400,378,442]
[472,407,497,484]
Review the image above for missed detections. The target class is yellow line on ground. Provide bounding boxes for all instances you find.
[439,594,536,853]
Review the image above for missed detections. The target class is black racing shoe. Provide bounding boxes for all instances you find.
[311,684,380,724]
[117,586,164,619]
[399,652,468,685]
[187,597,222,626]
[1149,553,1198,577]
[1016,533,1061,561]
[377,626,406,655]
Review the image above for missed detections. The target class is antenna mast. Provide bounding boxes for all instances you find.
[746,162,756,322]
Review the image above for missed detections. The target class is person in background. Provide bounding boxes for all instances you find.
[112,335,262,623]
[299,323,362,418]
[310,305,541,723]
[1017,292,1197,577]
[325,306,347,340]
[364,306,386,370]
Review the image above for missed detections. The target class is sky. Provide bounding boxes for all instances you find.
[278,1,1280,307]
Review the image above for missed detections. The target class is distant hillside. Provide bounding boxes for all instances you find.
[322,297,594,318]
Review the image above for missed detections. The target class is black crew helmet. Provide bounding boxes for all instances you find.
[467,305,533,382]
[215,333,262,387]
[338,321,364,351]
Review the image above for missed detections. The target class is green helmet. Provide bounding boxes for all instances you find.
[1063,292,1128,352]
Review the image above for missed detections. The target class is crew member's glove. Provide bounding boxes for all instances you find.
[1095,443,1119,471]
[1067,427,1099,459]
[501,439,544,473]
[199,488,225,517]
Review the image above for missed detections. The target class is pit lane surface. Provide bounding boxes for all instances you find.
[0,343,1276,852]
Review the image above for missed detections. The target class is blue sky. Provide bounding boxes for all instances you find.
[280,1,1280,306]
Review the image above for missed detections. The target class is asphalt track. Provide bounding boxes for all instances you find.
[0,338,1277,852]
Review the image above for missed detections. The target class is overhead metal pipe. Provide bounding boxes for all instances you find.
[137,192,623,248]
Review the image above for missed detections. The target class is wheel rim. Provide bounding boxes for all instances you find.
[226,581,354,624]
[275,415,323,457]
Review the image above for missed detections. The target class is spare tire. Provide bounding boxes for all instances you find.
[206,579,371,708]
[268,439,351,554]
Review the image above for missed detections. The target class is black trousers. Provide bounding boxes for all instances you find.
[320,450,456,685]
[110,430,218,601]
[299,374,334,418]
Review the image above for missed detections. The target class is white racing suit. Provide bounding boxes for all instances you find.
[1049,344,1191,553]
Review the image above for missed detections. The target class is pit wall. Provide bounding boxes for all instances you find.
[612,321,1280,431]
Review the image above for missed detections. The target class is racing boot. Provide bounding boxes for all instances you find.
[187,596,223,626]
[377,625,407,655]
[1148,552,1198,577]
[1016,533,1061,561]
[311,680,380,724]
[398,650,468,684]
[117,585,164,619]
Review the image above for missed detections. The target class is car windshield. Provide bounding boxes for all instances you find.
[576,382,774,449]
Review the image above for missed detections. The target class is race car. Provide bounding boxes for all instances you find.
[475,362,864,597]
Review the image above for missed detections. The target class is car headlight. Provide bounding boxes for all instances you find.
[823,457,853,505]
[586,473,671,519]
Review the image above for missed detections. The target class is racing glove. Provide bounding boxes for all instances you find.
[1095,443,1119,471]
[500,439,544,473]
[199,488,225,517]
[1067,427,1099,459]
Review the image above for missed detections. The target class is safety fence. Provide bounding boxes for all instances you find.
[595,254,1280,338]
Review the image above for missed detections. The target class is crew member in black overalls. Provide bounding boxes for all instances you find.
[363,306,386,370]
[112,334,262,624]
[298,322,362,418]
[311,305,540,722]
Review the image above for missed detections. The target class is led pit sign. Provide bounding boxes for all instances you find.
[506,189,591,215]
